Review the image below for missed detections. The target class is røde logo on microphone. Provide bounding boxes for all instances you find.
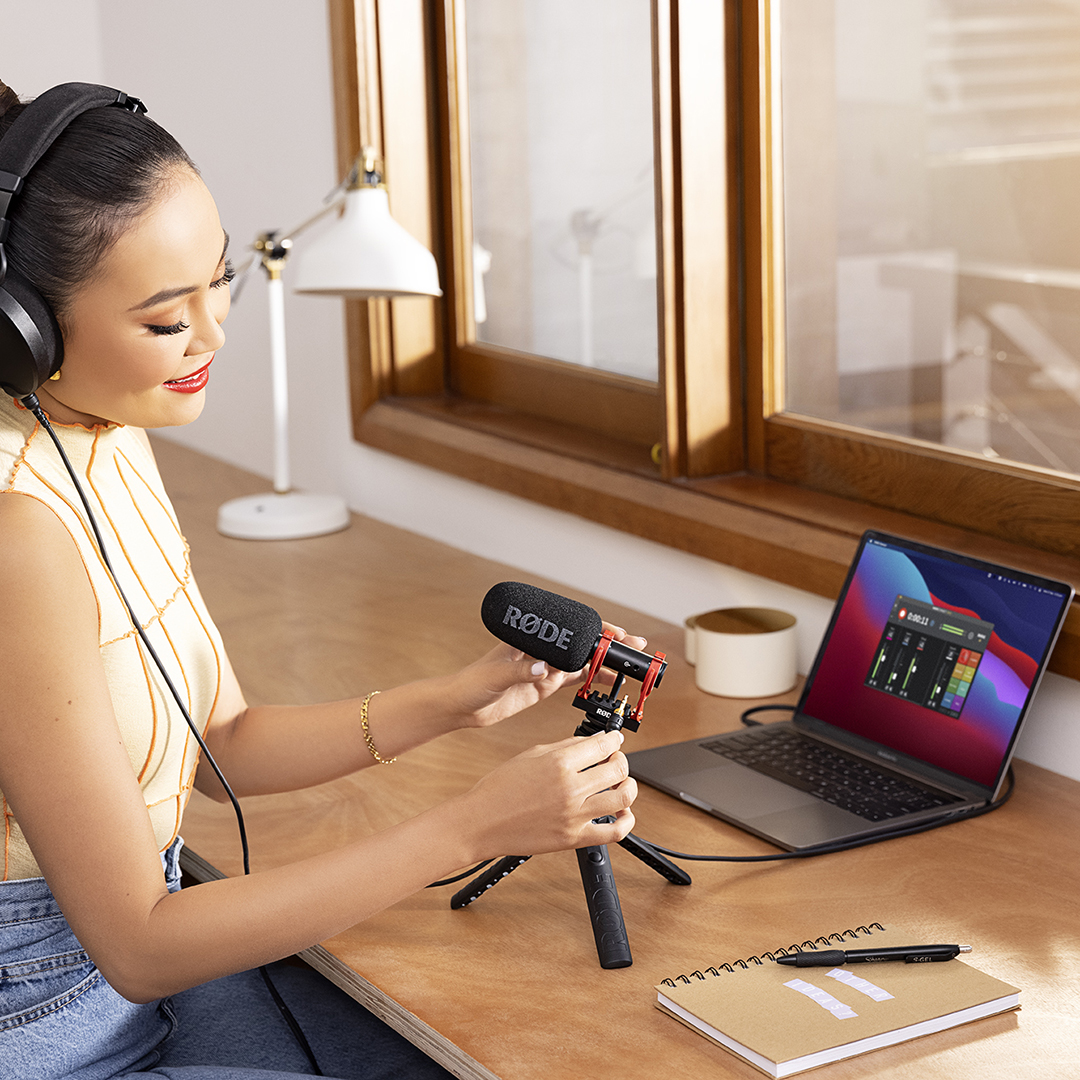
[502,605,575,651]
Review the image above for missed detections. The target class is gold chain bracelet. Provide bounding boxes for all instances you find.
[360,690,396,765]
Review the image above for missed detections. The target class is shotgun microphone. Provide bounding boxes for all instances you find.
[481,581,667,732]
[481,581,603,672]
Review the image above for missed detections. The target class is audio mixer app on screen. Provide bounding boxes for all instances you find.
[864,596,994,718]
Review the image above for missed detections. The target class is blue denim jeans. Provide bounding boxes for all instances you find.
[0,840,452,1080]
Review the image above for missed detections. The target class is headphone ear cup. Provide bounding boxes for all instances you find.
[0,269,62,398]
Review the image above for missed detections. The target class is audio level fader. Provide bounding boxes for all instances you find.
[865,596,993,719]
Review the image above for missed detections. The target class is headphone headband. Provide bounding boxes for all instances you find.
[0,82,148,396]
[0,83,145,281]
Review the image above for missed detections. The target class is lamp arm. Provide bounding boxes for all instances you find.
[277,147,381,245]
[277,193,346,247]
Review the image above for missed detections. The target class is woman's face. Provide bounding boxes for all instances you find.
[36,166,231,429]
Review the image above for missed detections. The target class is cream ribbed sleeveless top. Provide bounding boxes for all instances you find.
[0,393,225,880]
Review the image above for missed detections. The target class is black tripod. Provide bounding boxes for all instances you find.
[450,634,691,968]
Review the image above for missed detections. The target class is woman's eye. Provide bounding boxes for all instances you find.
[147,320,191,337]
[211,259,236,290]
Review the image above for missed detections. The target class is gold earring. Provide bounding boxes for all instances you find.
[48,369,61,381]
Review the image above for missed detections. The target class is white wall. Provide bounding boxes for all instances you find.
[3,1,1078,783]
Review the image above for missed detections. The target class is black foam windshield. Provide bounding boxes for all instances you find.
[481,582,602,671]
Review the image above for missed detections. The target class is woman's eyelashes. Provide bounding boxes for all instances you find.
[211,259,235,290]
[146,260,234,334]
[147,320,191,337]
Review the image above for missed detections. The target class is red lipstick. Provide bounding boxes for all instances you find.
[164,356,213,393]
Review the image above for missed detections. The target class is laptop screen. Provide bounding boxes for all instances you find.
[799,532,1073,791]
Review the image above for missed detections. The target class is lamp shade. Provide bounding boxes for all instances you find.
[292,186,442,298]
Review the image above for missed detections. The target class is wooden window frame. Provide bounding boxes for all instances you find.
[326,0,1080,677]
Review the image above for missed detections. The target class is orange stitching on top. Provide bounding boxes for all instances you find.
[11,425,187,644]
[182,589,224,738]
[17,459,187,646]
[10,396,118,431]
[115,472,187,584]
[119,447,184,539]
[157,619,193,716]
[99,583,185,649]
[116,448,189,584]
[168,587,225,797]
[86,430,163,619]
[21,460,125,633]
[4,422,34,491]
[146,790,185,810]
[132,636,161,784]
[171,794,183,848]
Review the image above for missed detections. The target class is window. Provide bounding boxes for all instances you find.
[328,0,1080,674]
[329,0,732,479]
[464,1,658,382]
[758,0,1080,558]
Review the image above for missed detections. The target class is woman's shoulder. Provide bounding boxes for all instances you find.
[0,490,87,576]
[0,489,99,642]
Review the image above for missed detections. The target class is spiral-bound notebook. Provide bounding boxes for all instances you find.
[656,925,1019,1078]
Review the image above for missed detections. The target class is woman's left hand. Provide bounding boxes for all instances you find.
[448,623,648,729]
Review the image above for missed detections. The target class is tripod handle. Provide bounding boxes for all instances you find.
[576,845,632,969]
[450,855,531,909]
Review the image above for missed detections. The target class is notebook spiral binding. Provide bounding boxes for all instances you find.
[659,922,885,987]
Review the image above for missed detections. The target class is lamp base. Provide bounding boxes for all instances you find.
[217,491,350,540]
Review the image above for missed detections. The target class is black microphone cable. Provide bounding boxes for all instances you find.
[24,394,323,1076]
[637,769,1016,863]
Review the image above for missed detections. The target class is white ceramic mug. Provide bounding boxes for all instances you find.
[692,607,797,698]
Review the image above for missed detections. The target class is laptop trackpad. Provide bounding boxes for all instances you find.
[668,763,818,820]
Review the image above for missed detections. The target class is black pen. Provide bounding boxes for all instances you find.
[775,944,972,968]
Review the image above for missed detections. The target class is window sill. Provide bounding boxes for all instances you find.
[355,397,1080,680]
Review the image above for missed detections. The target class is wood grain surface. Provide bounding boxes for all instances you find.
[153,435,1080,1080]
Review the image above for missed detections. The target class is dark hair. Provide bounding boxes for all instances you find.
[0,80,197,328]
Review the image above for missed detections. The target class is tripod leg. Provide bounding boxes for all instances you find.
[450,855,531,909]
[619,832,692,885]
[577,845,632,968]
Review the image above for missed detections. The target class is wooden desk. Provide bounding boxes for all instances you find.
[154,437,1080,1080]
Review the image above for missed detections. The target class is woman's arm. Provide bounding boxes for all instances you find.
[195,638,639,797]
[0,494,636,1003]
[139,425,641,800]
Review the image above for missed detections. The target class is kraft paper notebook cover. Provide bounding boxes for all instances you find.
[655,925,1020,1078]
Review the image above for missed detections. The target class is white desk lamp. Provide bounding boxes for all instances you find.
[217,150,441,540]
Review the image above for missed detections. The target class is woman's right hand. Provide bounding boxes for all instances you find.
[454,730,637,859]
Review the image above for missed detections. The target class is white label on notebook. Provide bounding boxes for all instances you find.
[783,979,859,1019]
[825,967,895,1001]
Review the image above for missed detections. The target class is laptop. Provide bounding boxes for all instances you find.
[627,530,1073,851]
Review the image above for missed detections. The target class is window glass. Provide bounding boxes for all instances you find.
[781,0,1080,474]
[464,0,658,380]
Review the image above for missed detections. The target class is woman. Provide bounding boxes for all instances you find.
[0,81,639,1079]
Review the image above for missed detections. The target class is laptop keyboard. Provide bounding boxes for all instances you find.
[701,727,961,822]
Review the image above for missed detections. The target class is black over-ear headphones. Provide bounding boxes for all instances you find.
[0,82,146,398]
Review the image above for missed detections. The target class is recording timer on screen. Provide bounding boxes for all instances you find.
[865,595,993,719]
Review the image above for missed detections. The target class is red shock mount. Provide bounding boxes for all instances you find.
[574,630,667,733]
